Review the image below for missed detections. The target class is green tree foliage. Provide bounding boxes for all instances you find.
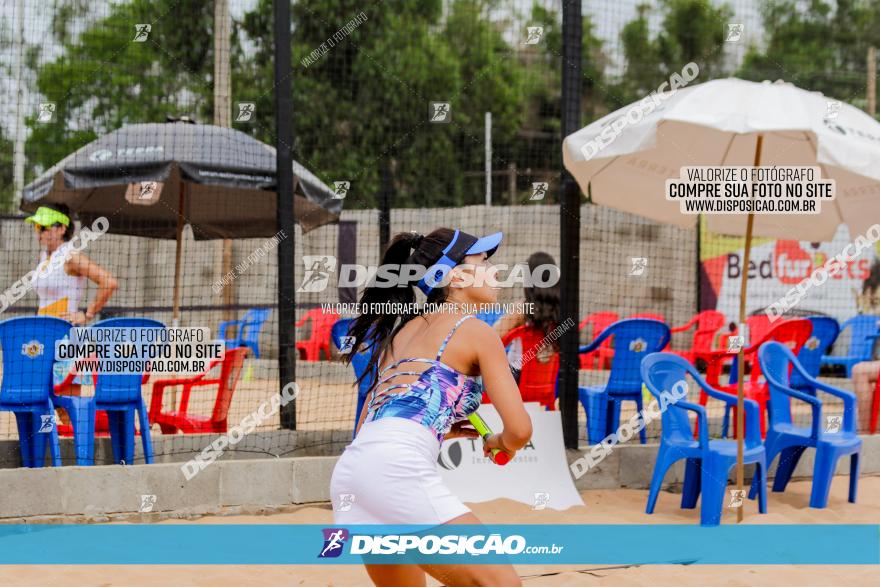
[26,0,214,176]
[613,0,732,108]
[737,0,880,107]
[238,0,534,207]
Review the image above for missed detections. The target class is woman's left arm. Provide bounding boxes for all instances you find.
[65,252,118,324]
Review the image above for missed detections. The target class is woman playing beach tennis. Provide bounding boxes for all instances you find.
[331,228,532,587]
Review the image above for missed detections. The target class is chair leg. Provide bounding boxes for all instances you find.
[809,446,839,509]
[721,404,731,439]
[772,446,805,493]
[48,416,62,467]
[645,446,673,514]
[605,398,619,439]
[121,410,136,464]
[681,458,702,509]
[30,412,50,468]
[582,392,608,445]
[635,394,646,444]
[14,412,33,468]
[849,452,860,504]
[158,422,179,435]
[699,459,729,526]
[138,401,154,465]
[870,383,880,434]
[71,406,96,466]
[107,412,124,464]
[754,460,768,514]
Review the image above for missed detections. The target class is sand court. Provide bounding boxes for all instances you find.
[2,476,876,586]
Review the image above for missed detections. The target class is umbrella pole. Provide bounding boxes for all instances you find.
[736,134,763,523]
[172,182,186,328]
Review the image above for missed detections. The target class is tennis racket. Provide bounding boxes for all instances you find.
[467,411,510,466]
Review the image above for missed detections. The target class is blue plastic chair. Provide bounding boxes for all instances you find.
[641,352,767,526]
[330,318,377,438]
[754,341,861,509]
[820,314,880,377]
[0,316,72,467]
[578,319,671,445]
[790,316,839,391]
[220,308,270,358]
[51,318,164,465]
[475,309,503,326]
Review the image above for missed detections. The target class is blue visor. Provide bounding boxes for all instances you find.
[416,230,503,295]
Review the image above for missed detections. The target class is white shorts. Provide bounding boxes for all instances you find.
[330,417,471,526]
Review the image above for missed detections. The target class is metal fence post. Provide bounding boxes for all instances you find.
[275,0,296,430]
[559,0,583,450]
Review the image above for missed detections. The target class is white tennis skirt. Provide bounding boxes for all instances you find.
[330,417,471,526]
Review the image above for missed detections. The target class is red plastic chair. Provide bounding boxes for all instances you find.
[670,310,726,364]
[148,347,249,434]
[696,318,812,438]
[484,325,559,410]
[578,312,618,370]
[718,315,776,354]
[869,363,880,434]
[295,309,340,361]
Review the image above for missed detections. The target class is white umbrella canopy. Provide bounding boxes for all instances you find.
[562,78,880,242]
[563,76,880,524]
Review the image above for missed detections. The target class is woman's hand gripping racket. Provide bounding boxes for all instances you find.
[468,411,511,466]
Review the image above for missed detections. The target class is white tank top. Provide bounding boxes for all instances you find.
[32,241,87,318]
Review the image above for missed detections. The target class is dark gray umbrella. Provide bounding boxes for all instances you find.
[22,121,342,322]
[22,121,341,237]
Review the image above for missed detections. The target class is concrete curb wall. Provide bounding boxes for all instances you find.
[1,435,877,520]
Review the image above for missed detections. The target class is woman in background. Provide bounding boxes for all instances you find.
[26,204,117,416]
[494,251,560,381]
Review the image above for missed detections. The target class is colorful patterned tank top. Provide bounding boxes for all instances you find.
[364,314,484,442]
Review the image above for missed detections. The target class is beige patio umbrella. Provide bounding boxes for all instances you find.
[563,77,880,521]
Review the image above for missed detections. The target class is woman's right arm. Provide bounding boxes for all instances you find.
[473,322,532,452]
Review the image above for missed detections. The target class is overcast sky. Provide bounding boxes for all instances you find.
[0,0,764,136]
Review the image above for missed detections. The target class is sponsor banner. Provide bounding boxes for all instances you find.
[438,403,584,511]
[0,524,876,564]
[701,224,880,321]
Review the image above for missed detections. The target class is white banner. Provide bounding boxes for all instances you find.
[438,403,584,511]
[714,224,878,323]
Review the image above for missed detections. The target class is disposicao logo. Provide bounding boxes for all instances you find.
[318,528,349,558]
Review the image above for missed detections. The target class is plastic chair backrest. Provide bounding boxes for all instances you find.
[502,325,559,401]
[746,315,773,345]
[476,309,503,326]
[91,317,166,403]
[605,319,671,393]
[792,316,840,386]
[579,312,618,347]
[692,310,726,352]
[640,353,695,445]
[211,347,249,422]
[241,308,270,343]
[840,314,880,360]
[307,309,339,341]
[759,341,800,427]
[331,318,376,394]
[0,316,72,405]
[747,318,812,384]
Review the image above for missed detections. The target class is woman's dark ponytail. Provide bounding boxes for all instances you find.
[524,251,560,346]
[343,228,456,390]
[44,202,75,241]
